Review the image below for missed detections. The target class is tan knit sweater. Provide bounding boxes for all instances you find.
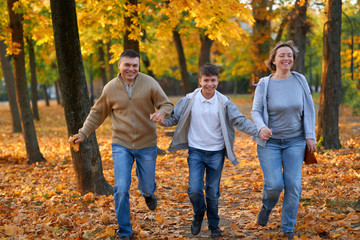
[78,72,174,149]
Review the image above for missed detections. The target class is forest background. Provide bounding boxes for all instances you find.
[0,0,360,239]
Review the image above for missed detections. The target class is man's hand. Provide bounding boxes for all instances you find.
[68,134,84,152]
[259,127,272,141]
[150,112,165,125]
[306,139,317,153]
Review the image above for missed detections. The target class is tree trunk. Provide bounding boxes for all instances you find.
[275,17,288,44]
[98,44,107,87]
[251,0,272,85]
[288,0,309,73]
[0,39,22,133]
[7,0,45,164]
[50,0,113,195]
[27,37,40,120]
[173,29,191,94]
[198,30,213,70]
[42,84,50,106]
[317,0,342,149]
[107,41,114,80]
[55,81,61,105]
[141,30,155,78]
[123,0,139,53]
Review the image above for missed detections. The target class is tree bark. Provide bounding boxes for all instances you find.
[123,0,139,53]
[141,30,155,78]
[251,0,272,85]
[198,30,213,70]
[317,0,342,149]
[0,39,22,133]
[27,37,40,120]
[7,0,45,164]
[107,41,114,80]
[55,81,61,105]
[98,44,107,87]
[42,84,50,106]
[288,0,309,73]
[173,29,191,94]
[50,0,113,195]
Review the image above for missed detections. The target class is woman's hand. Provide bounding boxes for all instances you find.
[259,127,272,141]
[306,139,317,153]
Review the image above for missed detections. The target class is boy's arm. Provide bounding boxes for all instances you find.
[163,97,187,127]
[227,102,258,136]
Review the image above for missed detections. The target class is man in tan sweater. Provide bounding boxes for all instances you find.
[73,50,173,240]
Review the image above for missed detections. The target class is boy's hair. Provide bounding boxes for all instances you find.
[119,49,140,64]
[199,63,219,78]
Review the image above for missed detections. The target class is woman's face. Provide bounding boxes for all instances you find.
[273,46,294,72]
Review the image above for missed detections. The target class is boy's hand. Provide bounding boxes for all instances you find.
[150,112,165,125]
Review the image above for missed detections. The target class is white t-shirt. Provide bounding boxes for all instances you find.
[188,91,224,151]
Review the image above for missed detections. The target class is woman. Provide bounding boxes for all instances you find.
[251,40,317,239]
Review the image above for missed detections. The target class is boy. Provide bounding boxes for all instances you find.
[158,63,258,238]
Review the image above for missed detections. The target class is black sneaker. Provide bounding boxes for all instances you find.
[284,232,295,239]
[191,213,204,235]
[144,194,157,211]
[209,226,221,238]
[114,229,131,240]
[257,205,271,226]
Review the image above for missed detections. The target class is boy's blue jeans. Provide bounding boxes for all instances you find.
[112,144,157,237]
[187,147,225,228]
[257,134,306,233]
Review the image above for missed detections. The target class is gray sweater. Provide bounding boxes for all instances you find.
[251,71,316,147]
[164,88,258,166]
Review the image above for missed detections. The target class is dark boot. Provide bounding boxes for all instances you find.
[144,194,157,211]
[284,232,295,239]
[209,226,221,238]
[191,213,204,235]
[257,205,271,226]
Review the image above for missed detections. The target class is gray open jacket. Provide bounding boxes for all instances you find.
[163,88,258,166]
[251,71,316,147]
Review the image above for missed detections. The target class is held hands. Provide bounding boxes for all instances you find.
[306,139,317,153]
[150,112,165,125]
[259,127,272,141]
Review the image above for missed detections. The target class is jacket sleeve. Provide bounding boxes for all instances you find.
[163,97,187,127]
[78,90,112,139]
[251,81,267,133]
[152,82,174,118]
[227,102,258,137]
[299,74,316,140]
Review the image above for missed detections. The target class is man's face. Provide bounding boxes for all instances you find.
[199,74,219,99]
[118,56,140,84]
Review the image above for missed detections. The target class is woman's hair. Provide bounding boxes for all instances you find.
[265,40,299,71]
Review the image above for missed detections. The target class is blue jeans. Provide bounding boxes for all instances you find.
[187,147,225,228]
[257,134,306,233]
[112,144,157,237]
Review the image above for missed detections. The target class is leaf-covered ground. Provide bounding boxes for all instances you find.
[0,97,359,239]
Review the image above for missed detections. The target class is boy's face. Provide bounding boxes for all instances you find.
[199,74,219,99]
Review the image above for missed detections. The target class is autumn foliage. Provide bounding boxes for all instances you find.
[0,98,359,239]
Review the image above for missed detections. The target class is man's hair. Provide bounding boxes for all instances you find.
[199,63,219,78]
[119,49,140,63]
[265,40,299,71]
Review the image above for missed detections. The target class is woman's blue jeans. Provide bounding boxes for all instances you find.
[257,134,306,233]
[112,144,157,237]
[187,147,225,228]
